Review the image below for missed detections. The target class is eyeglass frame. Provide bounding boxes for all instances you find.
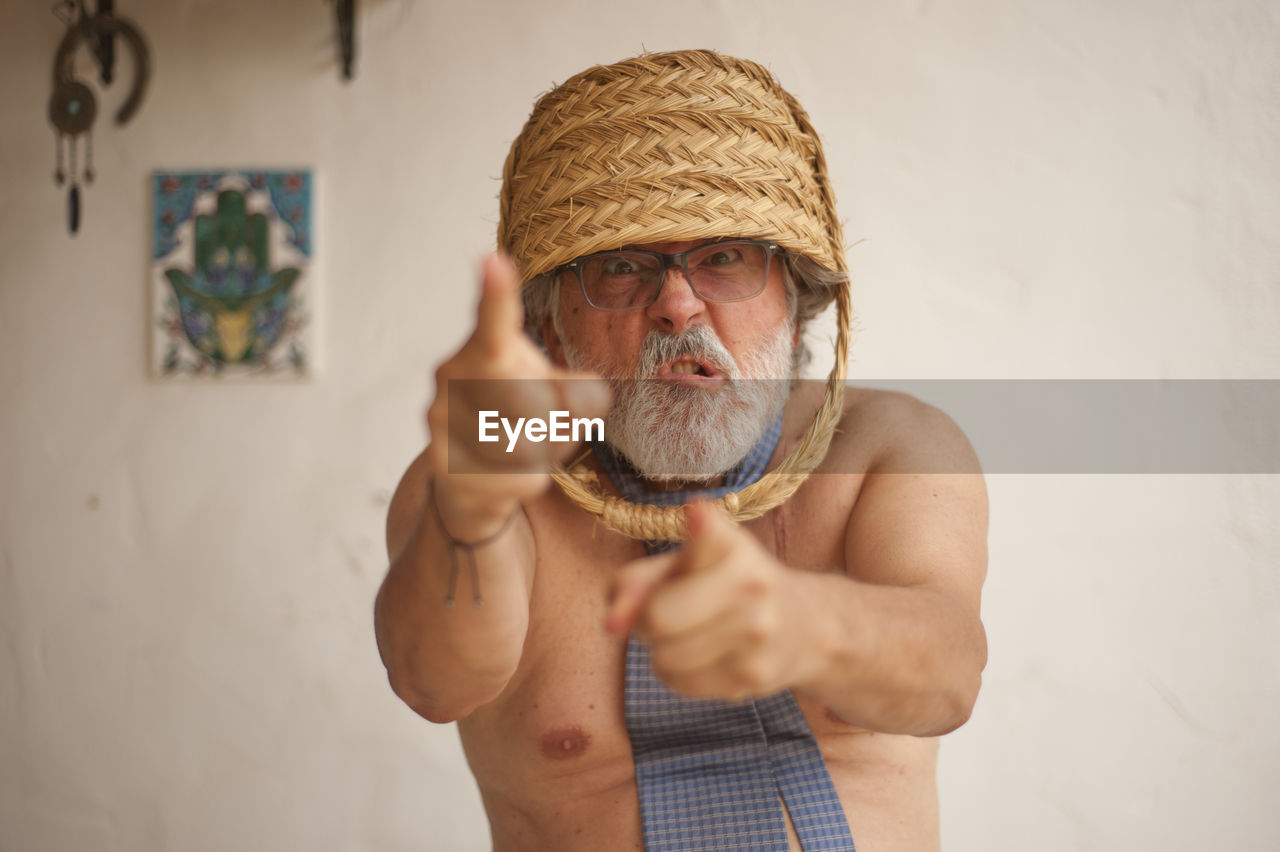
[554,238,783,312]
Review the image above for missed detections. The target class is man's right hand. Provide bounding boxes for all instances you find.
[424,253,610,540]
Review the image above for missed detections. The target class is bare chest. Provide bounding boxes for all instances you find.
[458,476,861,803]
[453,395,948,849]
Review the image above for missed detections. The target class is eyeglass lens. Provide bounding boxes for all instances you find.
[579,241,771,310]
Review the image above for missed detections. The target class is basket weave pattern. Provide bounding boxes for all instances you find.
[500,50,845,280]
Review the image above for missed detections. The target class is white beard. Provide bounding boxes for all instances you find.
[561,323,795,483]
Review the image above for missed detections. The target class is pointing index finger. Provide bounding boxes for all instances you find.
[475,252,525,351]
[684,498,736,542]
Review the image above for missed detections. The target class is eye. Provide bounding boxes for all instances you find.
[600,255,639,276]
[699,246,744,267]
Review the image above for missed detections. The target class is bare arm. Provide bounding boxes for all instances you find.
[606,392,988,737]
[806,393,988,735]
[374,450,537,723]
[374,255,609,723]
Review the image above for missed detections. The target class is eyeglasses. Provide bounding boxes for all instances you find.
[558,239,781,311]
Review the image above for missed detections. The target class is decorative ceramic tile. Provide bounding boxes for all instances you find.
[151,170,314,378]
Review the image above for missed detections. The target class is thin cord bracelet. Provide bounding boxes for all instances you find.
[428,477,518,608]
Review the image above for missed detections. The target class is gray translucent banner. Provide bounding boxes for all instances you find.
[445,379,1280,474]
[862,380,1279,474]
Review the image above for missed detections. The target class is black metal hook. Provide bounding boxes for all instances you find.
[92,0,116,86]
[335,0,356,81]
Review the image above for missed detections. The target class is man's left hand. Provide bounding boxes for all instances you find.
[605,501,823,701]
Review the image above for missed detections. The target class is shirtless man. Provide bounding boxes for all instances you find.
[375,50,988,851]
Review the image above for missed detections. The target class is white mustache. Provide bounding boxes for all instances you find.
[634,325,736,381]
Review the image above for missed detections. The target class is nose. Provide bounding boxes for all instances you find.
[644,265,707,334]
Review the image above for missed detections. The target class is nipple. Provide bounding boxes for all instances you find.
[540,726,592,760]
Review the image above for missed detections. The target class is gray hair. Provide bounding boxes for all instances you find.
[521,251,847,373]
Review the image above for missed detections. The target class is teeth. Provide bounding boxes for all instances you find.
[669,361,701,375]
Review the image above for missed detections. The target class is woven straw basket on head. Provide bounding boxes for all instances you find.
[498,49,850,542]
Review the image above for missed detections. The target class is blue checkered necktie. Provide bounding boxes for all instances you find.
[593,417,857,852]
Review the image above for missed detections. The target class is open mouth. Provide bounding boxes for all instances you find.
[656,357,724,383]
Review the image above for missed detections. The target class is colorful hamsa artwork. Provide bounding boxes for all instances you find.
[150,170,314,378]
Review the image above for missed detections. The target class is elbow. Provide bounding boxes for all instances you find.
[926,634,986,736]
[386,671,481,724]
[383,657,514,724]
[929,674,982,736]
[374,588,490,723]
[908,675,980,737]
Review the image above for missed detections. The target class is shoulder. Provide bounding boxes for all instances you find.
[779,381,980,477]
[829,385,981,477]
[770,383,987,589]
[832,387,988,592]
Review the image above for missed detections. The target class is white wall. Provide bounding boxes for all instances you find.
[1,1,1276,850]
